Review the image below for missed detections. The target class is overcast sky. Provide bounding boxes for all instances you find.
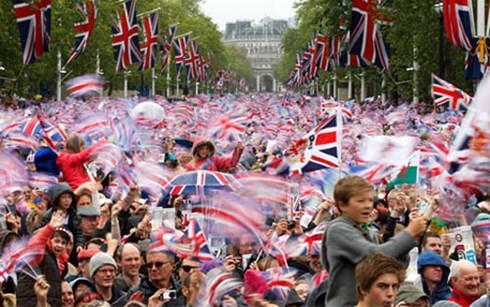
[200,0,297,31]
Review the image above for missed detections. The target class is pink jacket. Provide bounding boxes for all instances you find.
[185,136,243,172]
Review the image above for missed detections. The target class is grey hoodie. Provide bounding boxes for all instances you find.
[320,216,415,307]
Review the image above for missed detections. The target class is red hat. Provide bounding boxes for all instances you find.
[77,248,99,262]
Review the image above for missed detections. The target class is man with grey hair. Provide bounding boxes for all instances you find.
[449,260,481,306]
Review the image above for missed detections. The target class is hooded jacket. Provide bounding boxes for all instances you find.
[185,136,243,172]
[417,251,451,304]
[38,183,85,252]
[321,216,415,307]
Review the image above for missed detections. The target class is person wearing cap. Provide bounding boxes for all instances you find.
[417,251,451,304]
[90,252,129,306]
[70,277,95,302]
[66,248,99,282]
[394,285,430,307]
[78,205,100,238]
[185,135,244,172]
[17,211,70,306]
[354,253,406,307]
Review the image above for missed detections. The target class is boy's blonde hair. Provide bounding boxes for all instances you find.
[334,176,373,211]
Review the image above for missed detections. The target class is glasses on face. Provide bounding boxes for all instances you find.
[181,265,199,272]
[145,260,171,269]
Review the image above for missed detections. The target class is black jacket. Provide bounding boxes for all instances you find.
[16,248,67,306]
[127,277,185,307]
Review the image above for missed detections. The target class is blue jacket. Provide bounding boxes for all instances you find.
[417,251,451,304]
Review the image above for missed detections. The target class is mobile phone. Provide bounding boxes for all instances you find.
[160,290,177,301]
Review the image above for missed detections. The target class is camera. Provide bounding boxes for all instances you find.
[160,290,177,301]
[287,220,296,229]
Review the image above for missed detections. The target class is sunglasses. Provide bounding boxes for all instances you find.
[181,265,199,272]
[145,261,171,269]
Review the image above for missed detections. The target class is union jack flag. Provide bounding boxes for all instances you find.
[432,74,472,113]
[314,34,330,72]
[13,0,51,65]
[159,24,177,73]
[172,34,190,78]
[197,269,243,307]
[350,0,391,70]
[288,111,342,175]
[260,267,296,298]
[185,39,201,81]
[28,171,58,190]
[339,31,369,68]
[285,223,326,257]
[138,11,159,71]
[198,54,210,83]
[443,0,474,51]
[182,217,214,261]
[464,37,490,79]
[111,0,141,73]
[65,0,97,65]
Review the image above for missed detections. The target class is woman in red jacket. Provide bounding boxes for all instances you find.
[185,136,244,172]
[56,135,104,191]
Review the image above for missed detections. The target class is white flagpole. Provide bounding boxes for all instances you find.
[151,67,156,97]
[124,71,128,98]
[57,50,62,102]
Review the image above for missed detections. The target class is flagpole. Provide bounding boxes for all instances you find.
[360,71,366,101]
[151,67,156,97]
[348,71,353,98]
[413,46,419,104]
[124,70,129,98]
[96,49,103,98]
[196,81,199,95]
[57,50,62,102]
[166,57,171,97]
[381,73,386,103]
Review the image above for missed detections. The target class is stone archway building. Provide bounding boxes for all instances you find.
[224,17,291,92]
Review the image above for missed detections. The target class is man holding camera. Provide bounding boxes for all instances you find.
[127,250,184,306]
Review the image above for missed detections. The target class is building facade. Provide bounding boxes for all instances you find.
[224,17,289,92]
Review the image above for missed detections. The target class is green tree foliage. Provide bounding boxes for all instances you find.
[0,0,234,97]
[276,0,476,100]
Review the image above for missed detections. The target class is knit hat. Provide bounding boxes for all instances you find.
[394,285,430,306]
[432,301,461,307]
[89,252,117,278]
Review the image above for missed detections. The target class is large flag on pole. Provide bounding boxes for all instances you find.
[12,0,52,65]
[111,0,141,73]
[288,111,342,175]
[138,10,159,71]
[172,33,190,79]
[386,150,420,189]
[349,0,391,70]
[65,0,97,65]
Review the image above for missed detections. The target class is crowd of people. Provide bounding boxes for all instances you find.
[0,89,488,307]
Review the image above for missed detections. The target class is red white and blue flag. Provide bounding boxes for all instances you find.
[349,0,391,70]
[432,74,473,113]
[185,39,201,81]
[182,217,214,261]
[66,0,97,65]
[13,0,51,65]
[160,24,177,73]
[138,11,159,71]
[172,34,190,78]
[66,74,104,97]
[288,111,342,175]
[443,0,474,51]
[111,0,141,73]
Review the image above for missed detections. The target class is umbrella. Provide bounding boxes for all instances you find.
[165,170,238,196]
[130,100,165,120]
